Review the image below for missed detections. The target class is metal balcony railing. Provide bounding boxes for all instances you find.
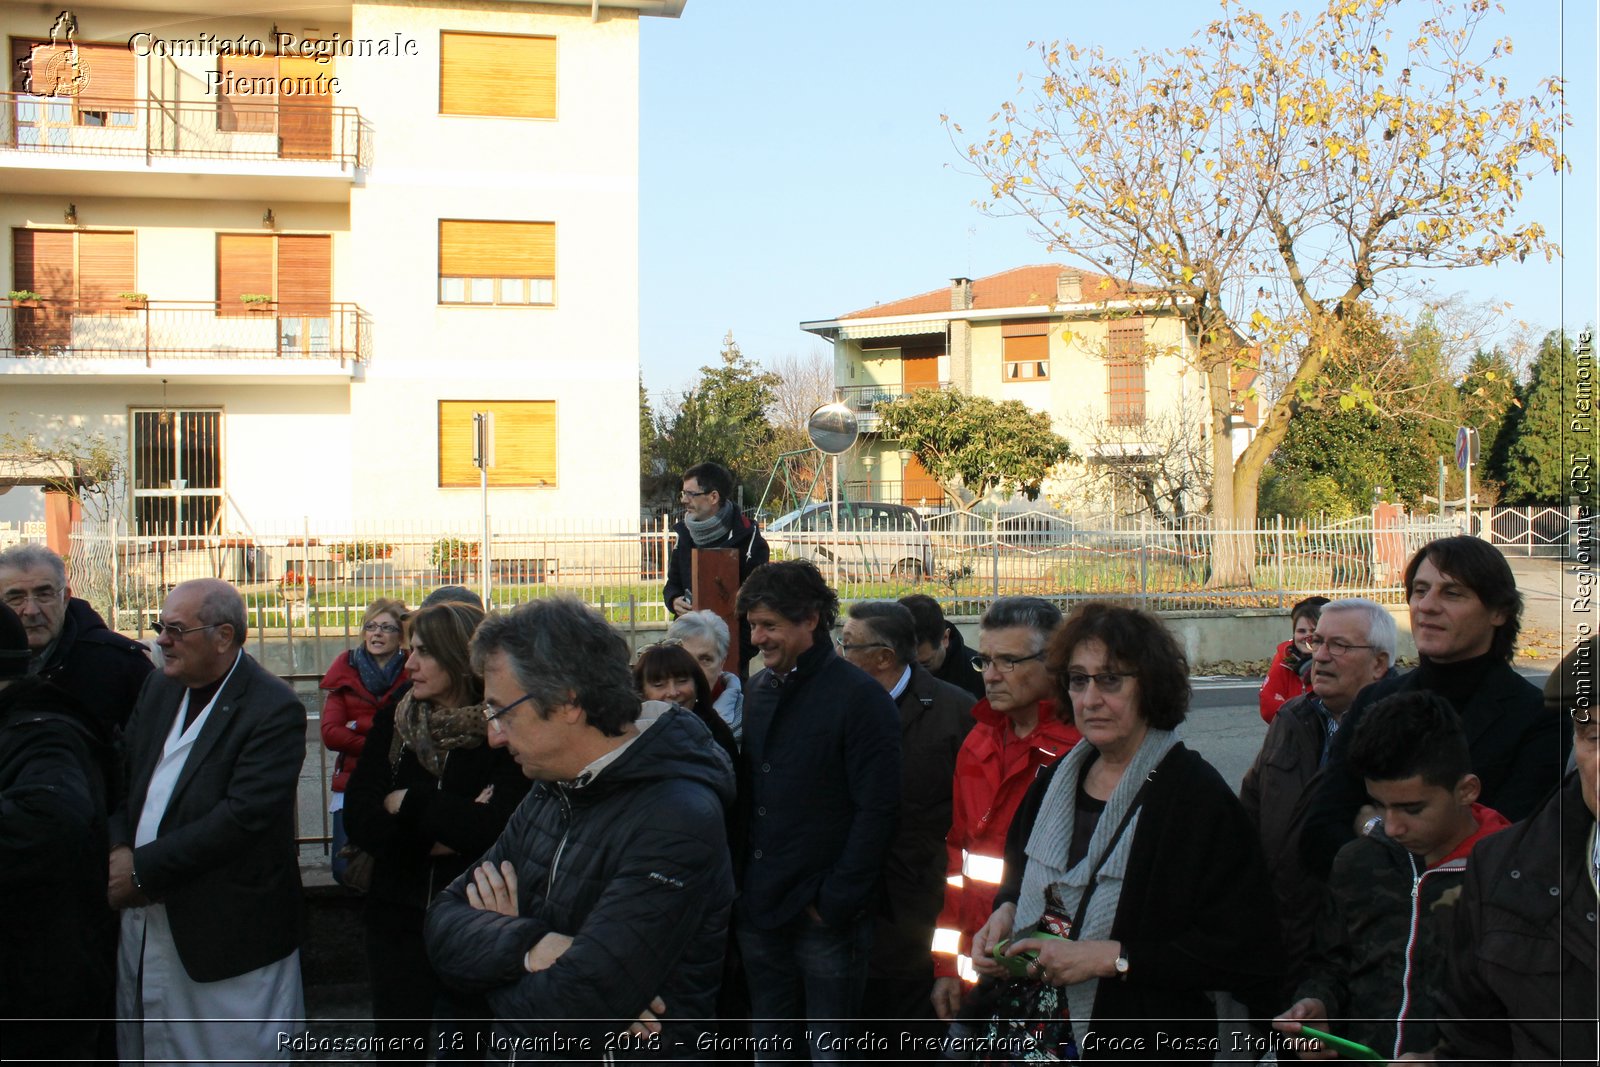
[1,299,370,367]
[1,92,364,168]
[836,381,952,412]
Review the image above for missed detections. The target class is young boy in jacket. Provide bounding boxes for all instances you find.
[1273,690,1509,1061]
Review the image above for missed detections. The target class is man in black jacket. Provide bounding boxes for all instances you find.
[736,562,901,1063]
[901,594,984,699]
[839,600,974,1039]
[663,462,769,671]
[1300,536,1566,879]
[0,602,117,1062]
[0,543,152,731]
[425,598,735,1053]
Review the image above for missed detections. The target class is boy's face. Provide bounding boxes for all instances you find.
[1365,773,1481,866]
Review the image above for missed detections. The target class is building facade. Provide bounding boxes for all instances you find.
[800,265,1259,516]
[1,0,679,541]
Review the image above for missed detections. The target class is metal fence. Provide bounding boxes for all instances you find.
[65,511,1474,638]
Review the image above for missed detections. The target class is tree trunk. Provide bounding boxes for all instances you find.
[1205,360,1254,587]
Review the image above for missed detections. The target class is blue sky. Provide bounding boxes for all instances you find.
[638,0,1597,399]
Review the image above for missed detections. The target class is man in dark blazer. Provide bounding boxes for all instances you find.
[107,578,306,1062]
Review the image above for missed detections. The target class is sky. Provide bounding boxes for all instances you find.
[638,0,1598,402]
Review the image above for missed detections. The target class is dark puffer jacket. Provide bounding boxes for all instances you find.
[424,705,736,1059]
[662,502,769,667]
[36,598,153,732]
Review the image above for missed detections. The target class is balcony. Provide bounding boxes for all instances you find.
[0,299,369,382]
[836,381,951,430]
[0,94,364,201]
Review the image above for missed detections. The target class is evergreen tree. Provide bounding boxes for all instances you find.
[1502,331,1593,506]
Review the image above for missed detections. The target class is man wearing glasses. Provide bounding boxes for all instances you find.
[107,578,307,1063]
[662,462,769,673]
[1239,597,1396,979]
[0,543,151,730]
[931,596,1080,1025]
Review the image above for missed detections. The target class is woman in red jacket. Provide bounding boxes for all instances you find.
[320,597,410,886]
[1259,596,1329,724]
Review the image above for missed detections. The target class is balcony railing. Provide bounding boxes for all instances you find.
[1,93,364,168]
[1,299,370,367]
[836,381,952,412]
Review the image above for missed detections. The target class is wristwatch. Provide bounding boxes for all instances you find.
[1361,815,1385,838]
[1113,951,1130,979]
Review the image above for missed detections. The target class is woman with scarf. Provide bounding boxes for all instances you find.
[344,600,530,1059]
[969,603,1284,1062]
[319,597,410,886]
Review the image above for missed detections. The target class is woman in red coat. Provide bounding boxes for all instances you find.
[1258,596,1329,724]
[320,597,410,885]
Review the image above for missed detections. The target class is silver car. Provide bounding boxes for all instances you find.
[765,501,935,580]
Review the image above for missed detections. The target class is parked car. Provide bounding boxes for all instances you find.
[765,501,934,580]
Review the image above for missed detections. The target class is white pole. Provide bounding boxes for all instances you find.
[1464,456,1474,537]
[480,464,491,606]
[830,455,840,588]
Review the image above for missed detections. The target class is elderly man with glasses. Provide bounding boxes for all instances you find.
[1239,597,1397,982]
[424,597,736,1051]
[0,542,151,731]
[931,596,1082,1026]
[107,578,307,1063]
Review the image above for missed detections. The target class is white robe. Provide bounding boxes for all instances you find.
[116,653,304,1064]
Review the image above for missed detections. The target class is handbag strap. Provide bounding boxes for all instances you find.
[1067,767,1156,939]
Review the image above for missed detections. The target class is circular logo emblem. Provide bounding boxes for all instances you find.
[39,49,91,97]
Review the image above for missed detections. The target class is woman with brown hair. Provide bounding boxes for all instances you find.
[344,600,529,1059]
[631,640,739,776]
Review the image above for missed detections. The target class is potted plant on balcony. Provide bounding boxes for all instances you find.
[119,291,148,310]
[240,292,275,312]
[7,290,42,308]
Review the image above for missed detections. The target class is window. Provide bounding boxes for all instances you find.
[438,220,555,306]
[1107,319,1147,426]
[130,409,223,536]
[1002,334,1049,381]
[438,400,556,487]
[11,228,135,348]
[440,32,556,119]
[11,39,135,133]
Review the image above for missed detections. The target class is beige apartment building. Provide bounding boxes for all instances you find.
[1,0,680,544]
[801,265,1259,514]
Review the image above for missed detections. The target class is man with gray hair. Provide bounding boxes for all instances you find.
[0,542,151,730]
[1239,597,1397,980]
[425,597,735,1048]
[931,596,1080,1023]
[107,578,306,1062]
[837,600,975,1036]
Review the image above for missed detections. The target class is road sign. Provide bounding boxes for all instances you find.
[1455,426,1479,470]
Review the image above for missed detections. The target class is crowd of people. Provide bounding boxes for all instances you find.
[0,467,1595,1065]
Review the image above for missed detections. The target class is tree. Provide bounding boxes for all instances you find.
[652,332,784,505]
[876,389,1073,512]
[762,350,835,508]
[1056,402,1213,526]
[1456,345,1522,499]
[950,0,1568,581]
[1501,330,1594,506]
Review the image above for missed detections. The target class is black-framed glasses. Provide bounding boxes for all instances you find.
[1066,671,1134,694]
[835,638,889,654]
[363,622,401,635]
[1,585,62,608]
[482,692,536,733]
[679,488,713,501]
[153,620,222,641]
[1306,635,1374,657]
[972,651,1045,674]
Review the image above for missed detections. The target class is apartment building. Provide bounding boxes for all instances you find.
[1,0,681,543]
[800,265,1259,513]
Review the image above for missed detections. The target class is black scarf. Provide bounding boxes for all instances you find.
[350,645,405,699]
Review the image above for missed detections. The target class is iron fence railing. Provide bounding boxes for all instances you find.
[1,91,363,167]
[0,299,369,366]
[834,381,952,413]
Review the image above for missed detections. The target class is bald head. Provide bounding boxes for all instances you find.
[158,580,247,687]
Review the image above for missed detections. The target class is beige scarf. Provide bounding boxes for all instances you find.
[388,691,488,778]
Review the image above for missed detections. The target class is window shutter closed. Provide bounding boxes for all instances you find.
[12,229,75,300]
[440,32,555,118]
[439,400,557,487]
[276,235,330,315]
[74,43,135,110]
[217,233,274,314]
[217,56,276,132]
[438,220,554,278]
[77,231,135,306]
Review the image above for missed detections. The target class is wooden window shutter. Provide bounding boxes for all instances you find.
[276,235,331,314]
[1109,319,1145,360]
[217,56,276,132]
[438,400,557,488]
[77,231,135,306]
[14,40,70,96]
[1001,318,1051,338]
[440,32,555,119]
[439,220,555,278]
[74,43,135,111]
[12,228,75,300]
[217,234,274,314]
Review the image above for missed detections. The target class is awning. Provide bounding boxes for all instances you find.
[838,319,948,341]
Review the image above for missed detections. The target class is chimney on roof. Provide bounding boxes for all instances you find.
[950,277,972,311]
[1057,270,1082,303]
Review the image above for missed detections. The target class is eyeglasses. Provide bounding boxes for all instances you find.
[153,620,222,641]
[972,651,1045,674]
[363,622,401,635]
[835,639,889,654]
[679,488,713,500]
[1,585,61,609]
[482,692,536,734]
[1306,635,1374,657]
[1066,671,1134,694]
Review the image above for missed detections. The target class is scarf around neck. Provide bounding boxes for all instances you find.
[350,645,405,699]
[1014,728,1179,1047]
[685,499,735,547]
[391,691,488,778]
